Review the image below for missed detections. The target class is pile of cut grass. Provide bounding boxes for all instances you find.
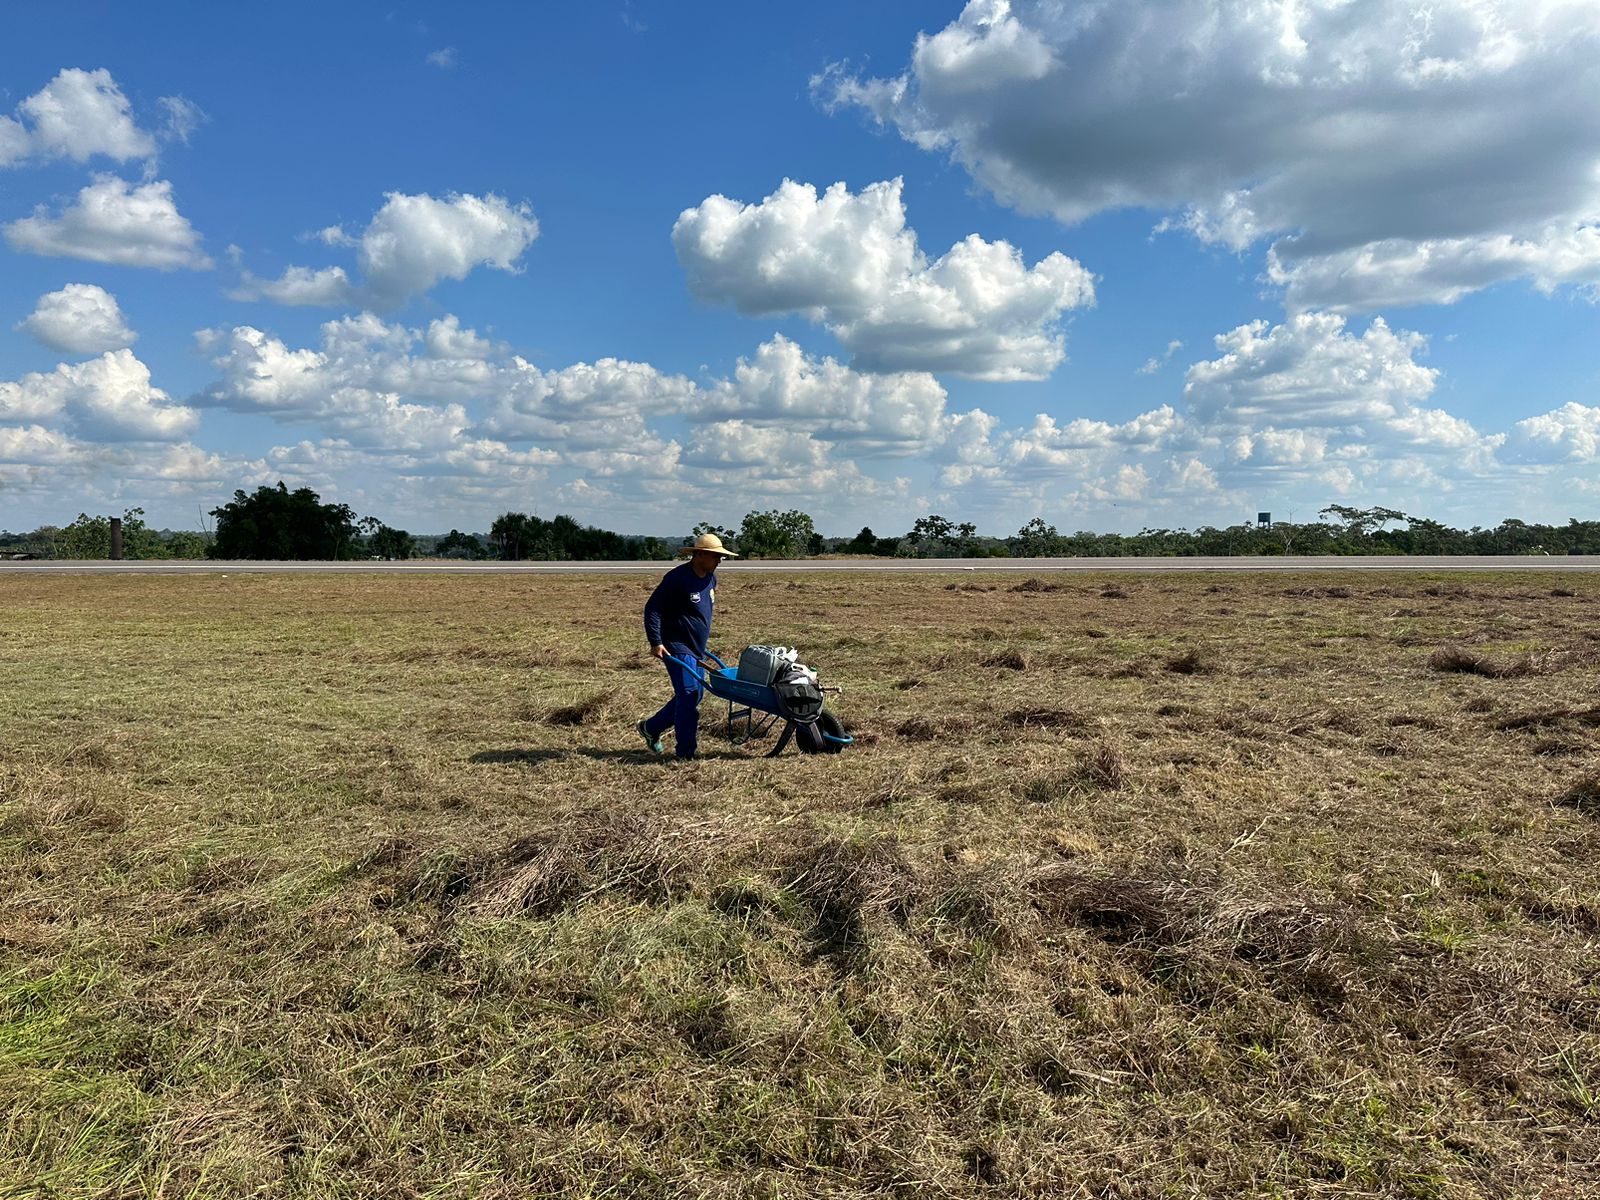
[1,569,1597,1197]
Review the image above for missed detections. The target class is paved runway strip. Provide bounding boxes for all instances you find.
[6,555,1600,574]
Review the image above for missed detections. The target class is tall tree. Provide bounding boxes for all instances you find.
[908,514,969,556]
[845,526,878,554]
[163,530,213,559]
[436,529,485,559]
[59,508,162,559]
[1012,517,1061,558]
[736,509,815,558]
[368,524,414,559]
[692,520,738,545]
[210,483,361,560]
[489,511,533,560]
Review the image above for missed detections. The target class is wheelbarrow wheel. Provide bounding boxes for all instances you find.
[797,709,849,754]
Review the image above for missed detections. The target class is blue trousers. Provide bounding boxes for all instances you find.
[645,642,703,759]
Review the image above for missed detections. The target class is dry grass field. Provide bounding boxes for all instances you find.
[2,569,1597,1199]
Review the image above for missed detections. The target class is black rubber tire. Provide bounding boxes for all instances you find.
[814,709,848,753]
[795,720,826,754]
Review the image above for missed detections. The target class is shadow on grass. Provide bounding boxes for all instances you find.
[470,747,749,766]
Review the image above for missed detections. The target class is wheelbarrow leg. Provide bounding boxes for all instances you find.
[766,720,796,757]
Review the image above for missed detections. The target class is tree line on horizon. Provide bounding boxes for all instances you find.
[3,486,1599,560]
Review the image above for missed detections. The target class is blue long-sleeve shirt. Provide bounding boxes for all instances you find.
[644,562,717,655]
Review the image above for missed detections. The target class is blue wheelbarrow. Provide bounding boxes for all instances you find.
[664,651,853,756]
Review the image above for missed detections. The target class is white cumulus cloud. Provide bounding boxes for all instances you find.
[929,304,1590,523]
[820,0,1600,311]
[177,305,1600,537]
[673,177,1093,379]
[1001,406,1181,474]
[195,317,478,451]
[0,68,155,167]
[5,175,211,269]
[359,191,539,305]
[0,349,197,441]
[698,335,948,451]
[1170,311,1507,497]
[17,284,137,355]
[190,312,966,512]
[1184,313,1440,429]
[1267,227,1600,313]
[0,423,81,465]
[482,355,700,449]
[1502,403,1600,464]
[130,441,233,483]
[229,265,356,307]
[683,421,832,470]
[236,190,539,308]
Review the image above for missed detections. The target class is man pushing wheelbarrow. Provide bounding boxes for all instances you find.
[638,532,737,760]
[636,531,851,759]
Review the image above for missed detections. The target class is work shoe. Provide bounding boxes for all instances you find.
[636,719,664,755]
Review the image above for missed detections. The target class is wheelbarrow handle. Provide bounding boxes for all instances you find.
[662,653,713,682]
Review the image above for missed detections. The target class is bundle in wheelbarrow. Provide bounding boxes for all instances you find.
[666,644,853,756]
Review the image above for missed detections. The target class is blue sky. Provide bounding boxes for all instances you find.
[3,1,1599,537]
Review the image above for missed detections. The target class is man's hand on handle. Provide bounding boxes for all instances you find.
[652,644,667,659]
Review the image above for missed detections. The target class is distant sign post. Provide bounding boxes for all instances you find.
[110,517,123,560]
[1257,512,1272,529]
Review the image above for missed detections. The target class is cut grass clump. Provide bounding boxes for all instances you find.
[386,848,477,907]
[1554,773,1600,817]
[1495,704,1600,732]
[1430,645,1494,675]
[469,811,695,917]
[784,834,919,961]
[1019,770,1074,804]
[1002,707,1094,734]
[1387,712,1444,730]
[1220,902,1382,1003]
[893,714,975,742]
[1164,647,1207,674]
[1026,871,1401,1009]
[1071,740,1126,791]
[1533,738,1587,757]
[13,788,130,834]
[1428,645,1531,678]
[1029,865,1196,946]
[1283,585,1353,599]
[979,647,1029,670]
[925,860,1033,951]
[543,688,619,725]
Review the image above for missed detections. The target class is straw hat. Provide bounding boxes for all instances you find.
[679,532,739,558]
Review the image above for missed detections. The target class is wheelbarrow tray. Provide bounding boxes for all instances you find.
[669,653,794,719]
[702,666,785,714]
[665,652,850,755]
